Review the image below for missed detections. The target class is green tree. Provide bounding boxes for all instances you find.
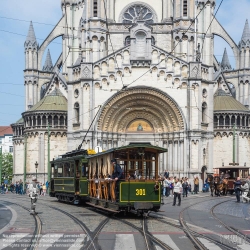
[0,153,13,184]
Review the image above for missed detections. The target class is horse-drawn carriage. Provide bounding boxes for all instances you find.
[207,165,250,196]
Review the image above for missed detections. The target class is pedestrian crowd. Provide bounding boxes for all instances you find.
[1,180,49,196]
[161,170,200,207]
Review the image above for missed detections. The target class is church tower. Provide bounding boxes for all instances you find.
[24,21,39,110]
[238,20,250,105]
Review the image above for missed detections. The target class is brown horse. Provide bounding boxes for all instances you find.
[214,176,228,196]
[207,175,215,196]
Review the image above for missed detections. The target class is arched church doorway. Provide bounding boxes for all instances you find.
[201,166,207,184]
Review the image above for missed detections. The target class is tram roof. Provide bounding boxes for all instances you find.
[86,143,167,159]
[214,166,250,169]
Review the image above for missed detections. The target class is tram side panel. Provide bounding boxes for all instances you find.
[119,181,161,210]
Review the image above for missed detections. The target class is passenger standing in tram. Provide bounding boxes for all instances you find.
[172,178,182,206]
[111,159,123,201]
[234,177,242,203]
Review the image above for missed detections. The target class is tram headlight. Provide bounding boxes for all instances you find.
[154,182,159,191]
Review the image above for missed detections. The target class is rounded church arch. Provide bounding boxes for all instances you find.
[97,86,185,133]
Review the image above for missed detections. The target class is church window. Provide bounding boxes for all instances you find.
[74,89,79,98]
[225,115,230,126]
[60,116,64,126]
[151,36,155,45]
[202,102,207,123]
[93,0,98,17]
[202,88,207,97]
[125,36,131,46]
[74,102,80,123]
[219,115,223,126]
[122,4,154,24]
[183,0,188,17]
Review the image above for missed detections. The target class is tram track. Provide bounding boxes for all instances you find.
[150,197,237,250]
[49,206,110,250]
[2,201,42,250]
[1,194,249,250]
[113,215,175,250]
[211,200,250,244]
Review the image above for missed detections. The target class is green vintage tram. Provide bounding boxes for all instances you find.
[50,143,167,214]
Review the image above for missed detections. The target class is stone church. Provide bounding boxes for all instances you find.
[11,0,250,185]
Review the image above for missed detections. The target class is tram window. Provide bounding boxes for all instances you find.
[82,165,85,177]
[51,166,54,178]
[242,170,248,178]
[54,164,58,177]
[64,162,70,177]
[70,162,74,177]
[81,163,88,177]
[57,164,63,177]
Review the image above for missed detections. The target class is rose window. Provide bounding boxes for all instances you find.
[122,4,154,24]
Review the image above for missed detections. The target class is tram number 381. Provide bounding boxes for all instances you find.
[135,189,146,196]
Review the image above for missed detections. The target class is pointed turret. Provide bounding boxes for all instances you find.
[24,21,38,50]
[43,49,53,71]
[221,48,232,71]
[241,20,250,42]
[239,20,250,49]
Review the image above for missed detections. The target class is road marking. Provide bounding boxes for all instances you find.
[154,234,180,250]
[0,204,18,235]
[114,234,136,250]
[37,233,63,250]
[220,234,250,249]
[0,233,30,250]
[68,234,86,250]
[197,237,222,249]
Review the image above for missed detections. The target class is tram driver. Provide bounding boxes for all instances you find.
[111,159,123,201]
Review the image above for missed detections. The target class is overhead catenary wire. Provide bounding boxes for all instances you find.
[69,0,211,123]
[200,0,224,57]
[102,0,125,89]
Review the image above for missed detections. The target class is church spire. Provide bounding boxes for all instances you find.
[221,48,231,71]
[43,49,53,71]
[24,21,38,49]
[241,19,250,42]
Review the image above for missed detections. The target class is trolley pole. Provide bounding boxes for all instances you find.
[0,147,2,184]
[47,123,51,193]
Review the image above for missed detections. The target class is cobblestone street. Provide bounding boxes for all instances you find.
[0,192,250,250]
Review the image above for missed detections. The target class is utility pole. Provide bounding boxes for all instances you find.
[24,135,27,189]
[0,146,2,184]
[47,123,50,193]
[233,123,235,164]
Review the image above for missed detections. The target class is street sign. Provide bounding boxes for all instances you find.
[95,146,102,153]
[4,180,8,184]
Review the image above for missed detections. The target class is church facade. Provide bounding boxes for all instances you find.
[11,0,250,184]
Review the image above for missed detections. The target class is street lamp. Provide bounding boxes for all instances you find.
[35,161,38,180]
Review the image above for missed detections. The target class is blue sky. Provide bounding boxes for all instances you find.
[0,0,249,126]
